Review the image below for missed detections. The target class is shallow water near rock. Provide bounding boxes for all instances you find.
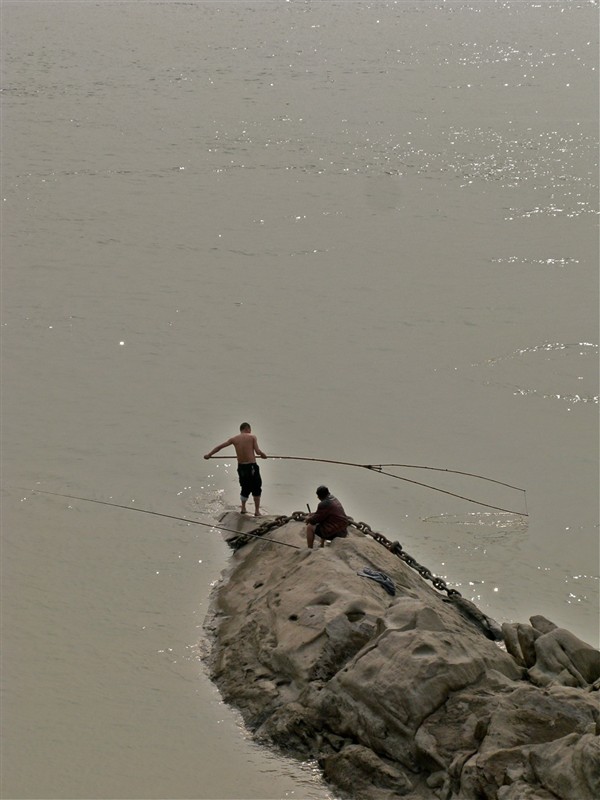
[1,1,598,799]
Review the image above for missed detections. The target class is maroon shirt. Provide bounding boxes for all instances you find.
[308,495,348,536]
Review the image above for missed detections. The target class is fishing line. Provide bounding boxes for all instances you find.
[31,490,301,549]
[374,464,523,492]
[210,455,528,516]
[362,467,525,516]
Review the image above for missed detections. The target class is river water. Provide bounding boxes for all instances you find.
[1,2,598,798]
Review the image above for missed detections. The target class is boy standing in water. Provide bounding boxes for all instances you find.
[204,423,267,516]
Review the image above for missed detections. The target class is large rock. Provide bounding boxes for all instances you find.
[203,513,600,800]
[502,616,600,688]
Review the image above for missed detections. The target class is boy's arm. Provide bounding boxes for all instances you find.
[253,435,267,459]
[204,438,232,459]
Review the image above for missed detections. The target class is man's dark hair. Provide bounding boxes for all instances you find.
[240,422,251,431]
[316,485,329,500]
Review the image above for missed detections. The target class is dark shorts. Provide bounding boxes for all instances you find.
[314,524,348,542]
[237,463,262,498]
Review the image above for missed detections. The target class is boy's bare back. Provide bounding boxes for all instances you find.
[229,432,261,463]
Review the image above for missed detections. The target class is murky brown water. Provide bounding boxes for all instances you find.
[2,2,598,798]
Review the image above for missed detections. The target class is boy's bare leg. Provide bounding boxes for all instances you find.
[240,495,248,514]
[253,495,261,516]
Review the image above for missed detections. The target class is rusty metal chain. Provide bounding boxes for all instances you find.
[231,511,460,598]
[346,517,461,598]
[229,515,294,549]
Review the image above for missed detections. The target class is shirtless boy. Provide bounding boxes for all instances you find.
[204,423,267,515]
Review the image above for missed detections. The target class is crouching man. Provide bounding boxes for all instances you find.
[306,485,348,549]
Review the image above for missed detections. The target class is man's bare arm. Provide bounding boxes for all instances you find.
[253,436,267,459]
[204,438,232,459]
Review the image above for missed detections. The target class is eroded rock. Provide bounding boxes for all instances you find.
[204,513,600,800]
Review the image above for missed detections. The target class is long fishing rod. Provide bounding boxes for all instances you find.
[270,456,525,492]
[210,455,528,516]
[32,490,301,550]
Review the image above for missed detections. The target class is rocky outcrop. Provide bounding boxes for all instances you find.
[203,513,600,800]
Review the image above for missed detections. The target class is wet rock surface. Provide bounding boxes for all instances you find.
[203,513,600,800]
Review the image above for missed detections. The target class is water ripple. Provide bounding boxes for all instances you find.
[471,342,599,406]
